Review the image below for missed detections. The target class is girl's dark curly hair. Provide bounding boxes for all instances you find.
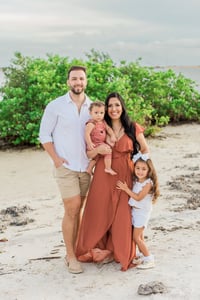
[104,92,140,156]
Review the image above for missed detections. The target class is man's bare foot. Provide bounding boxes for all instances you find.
[105,168,117,175]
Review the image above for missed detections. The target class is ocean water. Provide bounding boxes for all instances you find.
[0,68,4,86]
[154,66,200,91]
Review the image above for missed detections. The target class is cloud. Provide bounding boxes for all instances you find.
[0,0,200,66]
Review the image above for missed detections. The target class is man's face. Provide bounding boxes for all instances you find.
[67,70,87,95]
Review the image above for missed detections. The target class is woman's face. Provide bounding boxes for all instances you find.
[107,97,123,120]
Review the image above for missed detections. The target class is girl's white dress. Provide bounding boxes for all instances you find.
[128,178,153,228]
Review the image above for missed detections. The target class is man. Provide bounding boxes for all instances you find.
[39,65,92,274]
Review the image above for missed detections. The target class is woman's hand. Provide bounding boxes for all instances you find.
[87,143,112,159]
[97,144,112,155]
[87,141,95,150]
[106,135,115,147]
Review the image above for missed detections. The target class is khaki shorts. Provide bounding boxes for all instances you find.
[54,166,90,199]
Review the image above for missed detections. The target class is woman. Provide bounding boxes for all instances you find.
[76,92,149,271]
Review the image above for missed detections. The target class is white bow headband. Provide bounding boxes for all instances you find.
[133,152,150,163]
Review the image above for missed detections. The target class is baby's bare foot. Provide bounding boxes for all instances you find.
[105,168,117,175]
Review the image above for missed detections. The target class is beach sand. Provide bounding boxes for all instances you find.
[0,123,200,300]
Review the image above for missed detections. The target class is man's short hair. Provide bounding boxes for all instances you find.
[67,65,87,79]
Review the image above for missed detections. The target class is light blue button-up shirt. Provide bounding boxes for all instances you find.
[39,92,92,172]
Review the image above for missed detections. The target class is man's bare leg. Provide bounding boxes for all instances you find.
[62,194,83,273]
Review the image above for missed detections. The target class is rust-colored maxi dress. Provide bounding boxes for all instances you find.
[76,123,144,271]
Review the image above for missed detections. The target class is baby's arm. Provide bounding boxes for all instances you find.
[85,122,95,150]
[116,181,152,201]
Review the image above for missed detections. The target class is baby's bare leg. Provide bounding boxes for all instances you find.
[104,148,117,175]
[86,159,96,175]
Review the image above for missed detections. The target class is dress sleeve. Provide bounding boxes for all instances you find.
[135,122,145,137]
[141,178,153,188]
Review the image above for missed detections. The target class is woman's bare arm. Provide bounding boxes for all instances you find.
[87,144,112,159]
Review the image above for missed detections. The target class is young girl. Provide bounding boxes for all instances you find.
[116,152,160,269]
[85,101,117,175]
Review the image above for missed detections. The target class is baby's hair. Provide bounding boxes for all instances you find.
[89,101,105,112]
[134,158,160,203]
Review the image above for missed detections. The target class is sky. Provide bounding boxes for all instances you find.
[1,0,200,67]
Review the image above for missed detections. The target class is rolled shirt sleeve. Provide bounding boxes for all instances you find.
[39,92,92,172]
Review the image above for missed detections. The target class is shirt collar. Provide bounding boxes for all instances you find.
[65,92,90,107]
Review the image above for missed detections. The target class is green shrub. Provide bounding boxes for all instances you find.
[0,50,199,147]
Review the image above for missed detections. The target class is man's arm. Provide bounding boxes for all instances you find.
[39,104,68,168]
[42,142,68,168]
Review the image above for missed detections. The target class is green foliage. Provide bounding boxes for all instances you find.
[85,49,129,101]
[0,52,69,145]
[0,50,200,147]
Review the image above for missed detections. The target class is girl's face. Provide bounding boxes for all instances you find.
[107,97,123,120]
[90,106,105,122]
[134,160,149,181]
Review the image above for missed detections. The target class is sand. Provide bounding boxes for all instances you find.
[0,123,200,300]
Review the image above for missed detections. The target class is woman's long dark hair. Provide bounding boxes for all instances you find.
[104,92,140,156]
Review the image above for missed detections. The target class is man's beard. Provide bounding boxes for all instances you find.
[71,86,84,95]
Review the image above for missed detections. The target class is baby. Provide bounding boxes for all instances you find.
[85,101,117,175]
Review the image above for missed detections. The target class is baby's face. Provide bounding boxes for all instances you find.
[90,106,105,122]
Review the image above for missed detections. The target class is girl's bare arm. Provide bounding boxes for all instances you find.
[116,181,152,201]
